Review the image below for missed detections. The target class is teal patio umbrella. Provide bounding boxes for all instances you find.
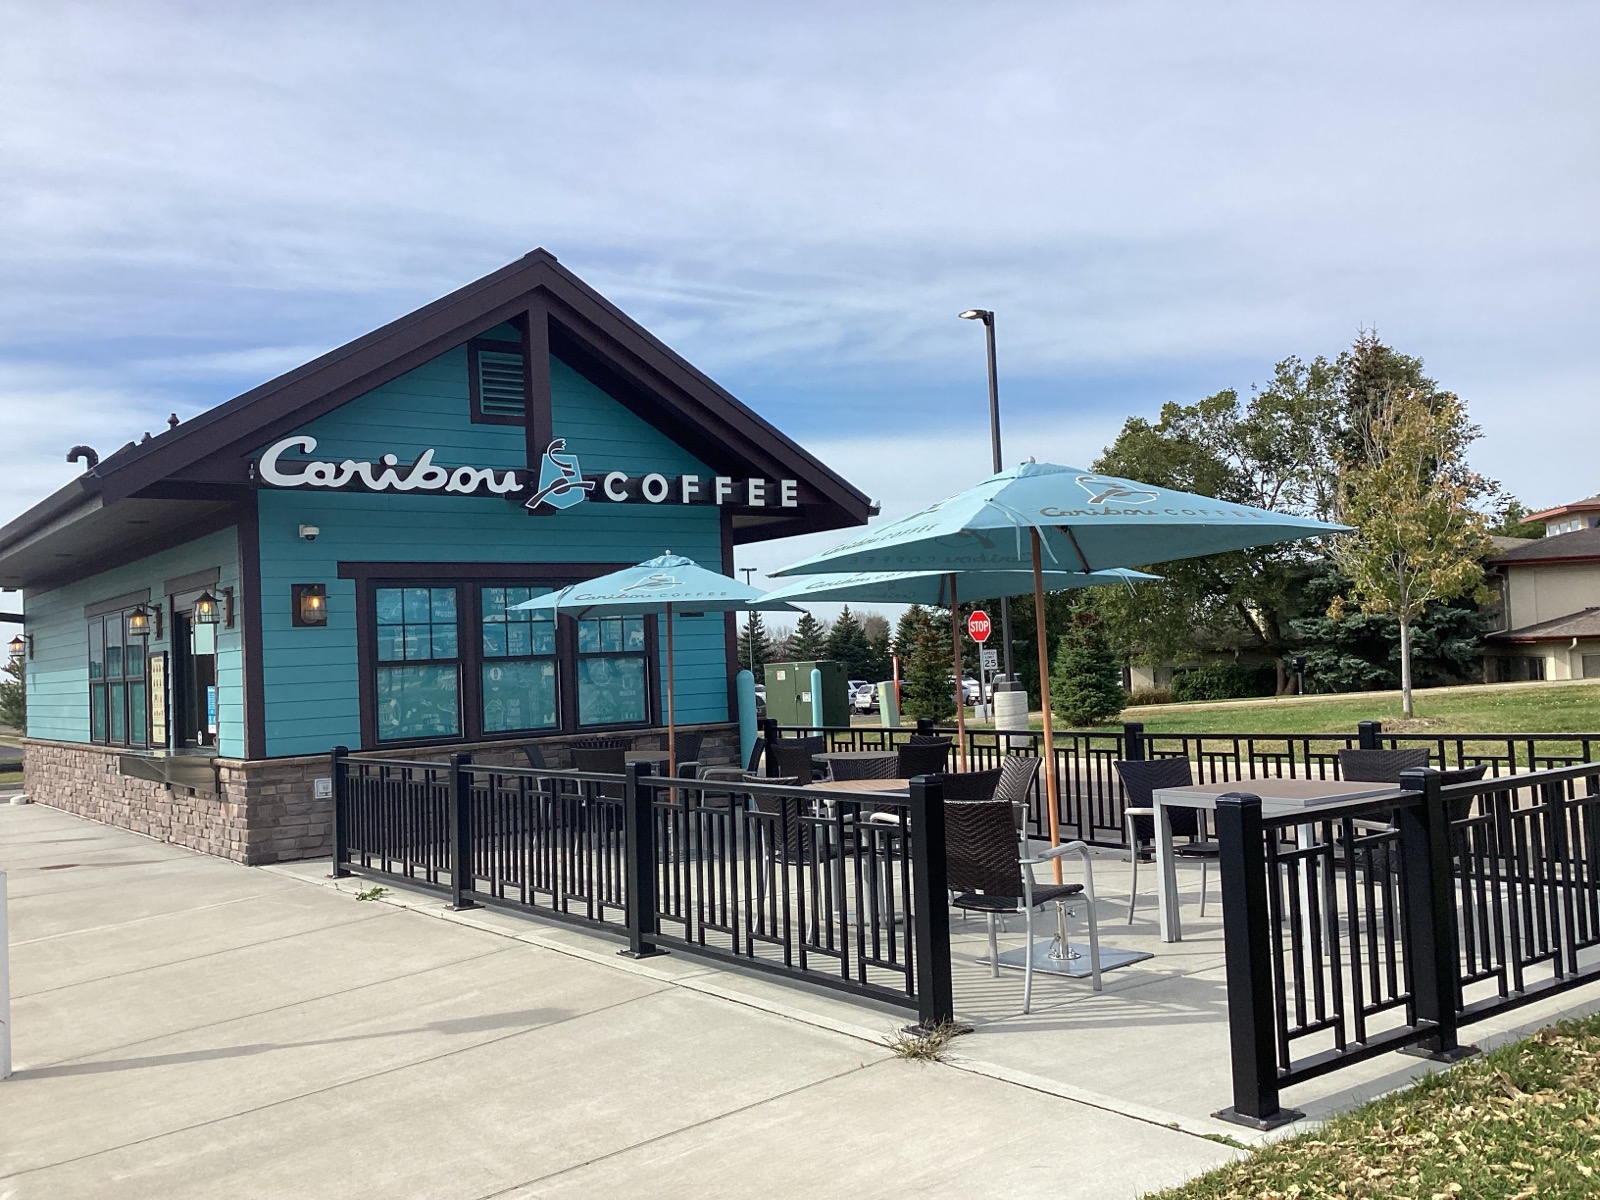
[762,567,1155,760]
[773,463,1349,867]
[513,553,798,774]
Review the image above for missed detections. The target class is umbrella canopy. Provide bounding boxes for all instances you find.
[760,566,1155,607]
[770,463,1349,880]
[513,553,799,618]
[771,461,1349,577]
[512,554,797,776]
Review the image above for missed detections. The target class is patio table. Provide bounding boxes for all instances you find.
[805,777,910,795]
[1150,778,1402,943]
[624,750,671,766]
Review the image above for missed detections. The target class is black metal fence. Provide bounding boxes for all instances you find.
[330,748,954,1025]
[1215,761,1600,1127]
[771,717,1600,851]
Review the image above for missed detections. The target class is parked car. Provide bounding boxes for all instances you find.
[847,679,869,705]
[853,682,884,713]
[753,683,766,718]
[960,677,983,705]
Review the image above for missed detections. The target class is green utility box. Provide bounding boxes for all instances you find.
[763,660,850,727]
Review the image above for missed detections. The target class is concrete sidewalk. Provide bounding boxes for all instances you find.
[0,803,1233,1199]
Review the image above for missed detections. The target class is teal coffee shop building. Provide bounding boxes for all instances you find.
[1,251,871,862]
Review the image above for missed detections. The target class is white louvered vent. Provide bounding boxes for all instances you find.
[476,350,526,418]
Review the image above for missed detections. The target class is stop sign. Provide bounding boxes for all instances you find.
[967,610,992,643]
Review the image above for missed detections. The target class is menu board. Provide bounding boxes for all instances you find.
[148,652,169,748]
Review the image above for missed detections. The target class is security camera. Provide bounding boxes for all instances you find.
[298,525,320,542]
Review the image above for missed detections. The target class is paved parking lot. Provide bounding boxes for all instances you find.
[0,802,1234,1200]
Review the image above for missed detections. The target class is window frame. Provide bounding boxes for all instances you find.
[351,565,659,750]
[371,585,465,745]
[479,585,561,736]
[467,337,527,426]
[86,607,150,750]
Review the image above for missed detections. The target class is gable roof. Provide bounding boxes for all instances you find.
[1529,492,1600,522]
[0,250,875,587]
[1489,527,1600,566]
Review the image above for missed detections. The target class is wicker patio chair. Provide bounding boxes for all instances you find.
[1338,748,1432,783]
[995,755,1042,847]
[897,740,951,778]
[522,743,549,770]
[1114,757,1217,924]
[770,741,821,783]
[574,735,632,752]
[672,729,704,776]
[940,767,1003,802]
[698,737,766,784]
[946,798,1102,1012]
[828,754,900,782]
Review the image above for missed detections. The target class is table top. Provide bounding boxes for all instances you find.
[814,750,899,762]
[624,750,671,763]
[1153,777,1402,813]
[806,777,911,794]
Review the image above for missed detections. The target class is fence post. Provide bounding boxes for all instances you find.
[916,717,935,737]
[448,752,478,911]
[1214,791,1301,1129]
[329,745,349,879]
[621,761,666,959]
[1357,720,1383,751]
[1396,767,1476,1062]
[1123,722,1145,762]
[907,774,956,1031]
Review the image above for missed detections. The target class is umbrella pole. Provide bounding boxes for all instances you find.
[1031,529,1064,884]
[948,574,966,770]
[665,602,677,787]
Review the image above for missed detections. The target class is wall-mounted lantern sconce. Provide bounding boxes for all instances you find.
[191,587,235,628]
[7,633,27,660]
[292,583,328,627]
[127,603,162,639]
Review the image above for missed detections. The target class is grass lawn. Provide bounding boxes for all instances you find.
[1146,1012,1600,1199]
[1121,681,1600,738]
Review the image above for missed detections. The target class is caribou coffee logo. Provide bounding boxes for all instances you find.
[254,435,801,512]
[1074,476,1161,505]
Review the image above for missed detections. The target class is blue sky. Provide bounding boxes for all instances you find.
[2,1,1597,621]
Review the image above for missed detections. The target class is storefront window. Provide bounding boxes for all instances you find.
[87,610,148,748]
[480,586,558,733]
[576,615,648,725]
[374,586,461,741]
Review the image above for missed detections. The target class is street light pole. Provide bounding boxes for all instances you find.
[959,308,1016,690]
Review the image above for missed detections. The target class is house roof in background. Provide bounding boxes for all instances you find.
[1489,527,1600,566]
[1490,607,1600,642]
[1529,493,1600,522]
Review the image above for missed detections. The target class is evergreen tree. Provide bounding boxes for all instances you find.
[824,605,877,680]
[788,611,830,661]
[1050,602,1125,726]
[737,611,773,675]
[899,606,955,721]
[0,651,24,732]
[863,624,893,682]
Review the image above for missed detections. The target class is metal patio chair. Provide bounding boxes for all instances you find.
[1114,757,1217,924]
[698,737,766,784]
[672,729,704,777]
[946,798,1102,1012]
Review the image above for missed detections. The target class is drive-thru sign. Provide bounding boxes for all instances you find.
[967,610,991,643]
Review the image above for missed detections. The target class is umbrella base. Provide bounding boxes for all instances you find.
[980,941,1152,979]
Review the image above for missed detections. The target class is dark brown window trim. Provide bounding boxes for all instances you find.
[467,337,527,427]
[84,589,151,619]
[348,566,660,750]
[164,566,221,596]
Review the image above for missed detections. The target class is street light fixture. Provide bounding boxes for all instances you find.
[957,307,1016,691]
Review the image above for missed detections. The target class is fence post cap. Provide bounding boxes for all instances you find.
[1214,791,1263,809]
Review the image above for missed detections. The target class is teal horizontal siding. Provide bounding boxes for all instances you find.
[22,528,244,757]
[253,336,729,759]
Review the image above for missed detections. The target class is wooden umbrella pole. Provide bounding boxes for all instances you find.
[948,574,966,771]
[664,602,677,786]
[1031,529,1064,884]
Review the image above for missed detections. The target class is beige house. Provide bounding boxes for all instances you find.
[1529,493,1600,537]
[1484,527,1600,681]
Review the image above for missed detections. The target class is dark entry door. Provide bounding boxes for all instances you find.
[172,610,218,749]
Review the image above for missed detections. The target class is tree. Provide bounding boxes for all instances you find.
[1050,602,1124,726]
[737,611,773,675]
[824,606,877,680]
[788,611,830,661]
[859,611,893,680]
[1092,356,1342,671]
[898,606,955,721]
[1334,330,1456,467]
[0,652,23,732]
[1492,499,1546,540]
[1333,386,1494,715]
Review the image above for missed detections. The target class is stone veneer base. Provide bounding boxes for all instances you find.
[20,725,739,866]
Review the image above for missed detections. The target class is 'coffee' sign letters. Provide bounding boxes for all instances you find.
[254,436,799,513]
